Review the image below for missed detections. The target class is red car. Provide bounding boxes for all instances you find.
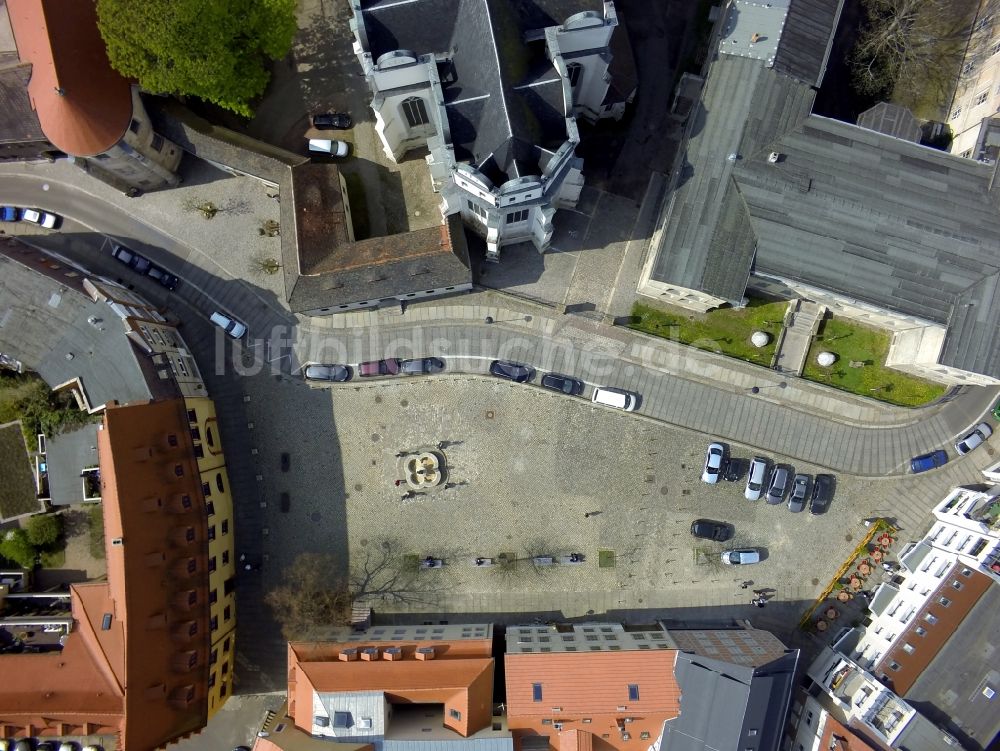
[358,358,401,377]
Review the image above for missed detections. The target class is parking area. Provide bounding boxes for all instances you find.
[269,375,907,618]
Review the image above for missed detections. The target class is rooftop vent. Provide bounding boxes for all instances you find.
[384,647,402,660]
[768,152,782,164]
[315,715,330,728]
[333,711,353,729]
[416,646,436,660]
[339,647,359,661]
[750,32,761,44]
[361,647,380,661]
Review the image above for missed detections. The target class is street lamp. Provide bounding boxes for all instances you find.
[748,381,787,394]
[485,315,532,324]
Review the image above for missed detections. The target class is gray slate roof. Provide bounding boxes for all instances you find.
[660,650,799,751]
[771,0,844,87]
[358,0,605,186]
[0,64,45,143]
[45,423,100,505]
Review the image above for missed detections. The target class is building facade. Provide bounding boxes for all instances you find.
[947,0,1000,160]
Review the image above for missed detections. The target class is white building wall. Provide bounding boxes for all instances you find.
[949,0,1000,158]
[546,3,620,122]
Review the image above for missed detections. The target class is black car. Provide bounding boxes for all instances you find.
[690,518,734,542]
[111,242,151,273]
[146,264,180,290]
[723,457,747,482]
[304,363,351,381]
[312,112,353,129]
[540,373,584,395]
[400,357,446,375]
[809,474,834,515]
[489,360,535,383]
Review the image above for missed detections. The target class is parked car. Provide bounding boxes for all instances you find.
[721,549,761,565]
[146,264,180,290]
[723,457,747,482]
[766,465,790,505]
[745,457,768,501]
[0,206,19,222]
[690,518,733,542]
[20,207,59,229]
[359,358,401,377]
[540,373,584,395]
[308,138,350,157]
[489,360,534,382]
[400,357,445,375]
[209,311,248,339]
[955,422,993,455]
[993,399,1000,421]
[111,242,152,273]
[701,442,725,484]
[591,386,638,412]
[809,473,834,515]
[312,112,353,129]
[788,473,810,513]
[910,449,948,473]
[303,363,351,382]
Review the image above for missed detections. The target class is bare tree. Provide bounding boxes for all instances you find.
[851,0,974,111]
[350,537,443,608]
[265,553,352,640]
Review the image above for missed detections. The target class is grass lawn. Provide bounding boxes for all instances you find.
[40,548,66,568]
[598,549,616,569]
[88,504,105,560]
[802,316,946,407]
[628,299,789,366]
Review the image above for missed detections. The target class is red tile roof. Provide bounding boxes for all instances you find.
[504,650,680,751]
[7,0,132,155]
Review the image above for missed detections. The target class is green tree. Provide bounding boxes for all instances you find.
[26,514,63,548]
[96,0,297,116]
[265,553,352,640]
[0,529,36,569]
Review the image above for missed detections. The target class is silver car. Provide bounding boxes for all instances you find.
[745,457,768,501]
[766,466,790,505]
[701,442,725,484]
[955,422,993,454]
[721,549,761,565]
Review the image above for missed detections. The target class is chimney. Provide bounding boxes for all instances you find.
[361,647,380,661]
[384,647,402,661]
[339,647,359,662]
[750,32,761,44]
[416,646,436,660]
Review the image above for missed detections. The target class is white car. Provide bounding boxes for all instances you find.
[955,422,993,454]
[591,386,638,412]
[209,311,248,339]
[701,442,725,483]
[308,138,350,157]
[721,549,761,565]
[20,208,60,229]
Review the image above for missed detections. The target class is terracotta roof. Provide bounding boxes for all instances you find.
[288,639,495,738]
[504,650,680,751]
[820,713,881,751]
[873,564,993,695]
[7,0,132,155]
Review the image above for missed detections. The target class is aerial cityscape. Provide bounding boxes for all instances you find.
[0,1,998,751]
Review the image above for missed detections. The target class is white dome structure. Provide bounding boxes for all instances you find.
[817,351,837,367]
[750,331,770,348]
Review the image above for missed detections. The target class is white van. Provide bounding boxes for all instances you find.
[210,311,248,339]
[591,386,637,412]
[308,138,350,157]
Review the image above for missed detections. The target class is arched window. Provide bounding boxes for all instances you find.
[566,63,582,88]
[402,97,429,127]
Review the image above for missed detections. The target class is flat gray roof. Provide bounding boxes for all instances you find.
[45,423,100,505]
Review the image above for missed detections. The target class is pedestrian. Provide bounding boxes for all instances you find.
[756,599,766,608]
[394,479,401,487]
[740,582,749,590]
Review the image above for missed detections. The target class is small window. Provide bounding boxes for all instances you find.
[167,434,178,447]
[889,661,901,671]
[805,711,813,727]
[628,684,639,701]
[193,444,204,459]
[222,550,229,565]
[915,626,926,636]
[962,567,973,577]
[964,61,976,74]
[129,119,140,134]
[224,605,232,621]
[952,580,963,590]
[208,672,216,688]
[206,501,215,516]
[748,730,758,737]
[401,96,429,128]
[224,637,231,652]
[902,643,915,654]
[190,426,201,441]
[924,613,938,624]
[506,209,529,224]
[208,526,216,541]
[202,482,212,497]
[974,90,989,106]
[938,597,951,607]
[567,62,582,88]
[533,683,543,701]
[449,709,461,720]
[151,133,164,151]
[216,474,225,492]
[209,589,218,604]
[174,464,184,477]
[211,616,219,632]
[222,520,229,535]
[951,107,963,120]
[210,649,218,665]
[209,557,217,572]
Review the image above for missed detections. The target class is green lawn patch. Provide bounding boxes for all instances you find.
[802,316,946,407]
[598,549,616,569]
[628,299,789,366]
[39,548,66,568]
[402,553,420,572]
[0,421,39,521]
[88,504,106,560]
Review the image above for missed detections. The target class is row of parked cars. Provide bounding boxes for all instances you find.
[303,357,445,382]
[910,421,994,473]
[688,521,763,565]
[701,442,833,513]
[111,242,180,290]
[1,205,61,228]
[488,360,640,411]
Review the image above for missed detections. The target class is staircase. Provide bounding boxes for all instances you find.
[773,300,826,376]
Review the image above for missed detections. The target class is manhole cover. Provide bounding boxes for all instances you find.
[661,486,669,495]
[645,474,655,483]
[400,399,409,407]
[681,489,690,496]
[812,578,819,586]
[372,433,381,442]
[680,463,686,469]
[845,533,853,542]
[486,410,495,419]
[375,395,382,403]
[310,512,321,522]
[355,483,363,491]
[360,539,368,547]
